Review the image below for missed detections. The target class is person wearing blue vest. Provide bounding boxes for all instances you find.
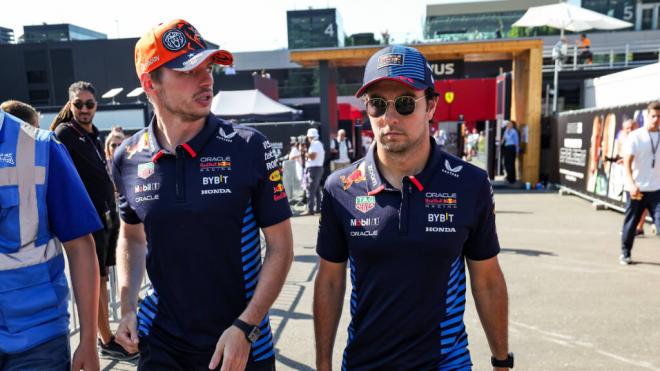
[0,109,102,370]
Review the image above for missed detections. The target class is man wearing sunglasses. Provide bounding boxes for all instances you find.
[51,81,133,361]
[111,19,293,371]
[314,45,512,370]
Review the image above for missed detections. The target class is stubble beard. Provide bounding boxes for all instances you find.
[157,89,208,123]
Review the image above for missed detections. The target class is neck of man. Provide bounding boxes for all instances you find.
[153,108,206,153]
[646,123,659,132]
[375,135,430,190]
[76,120,94,134]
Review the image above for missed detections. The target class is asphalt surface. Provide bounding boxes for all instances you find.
[72,190,660,371]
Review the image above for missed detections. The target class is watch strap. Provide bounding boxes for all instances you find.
[232,318,260,344]
[491,352,514,368]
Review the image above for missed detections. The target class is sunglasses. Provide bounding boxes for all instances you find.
[110,143,120,149]
[72,100,96,110]
[365,96,426,117]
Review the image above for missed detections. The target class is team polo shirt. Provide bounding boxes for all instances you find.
[317,138,500,370]
[112,114,291,365]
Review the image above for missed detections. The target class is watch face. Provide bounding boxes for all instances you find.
[247,327,261,343]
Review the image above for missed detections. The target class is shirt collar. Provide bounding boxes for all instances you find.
[364,136,441,195]
[149,113,220,163]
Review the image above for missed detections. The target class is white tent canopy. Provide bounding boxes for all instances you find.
[513,2,632,33]
[211,89,301,117]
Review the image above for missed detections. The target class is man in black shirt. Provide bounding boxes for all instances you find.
[51,81,136,361]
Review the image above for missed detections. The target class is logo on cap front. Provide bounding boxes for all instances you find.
[162,29,187,51]
[377,53,404,69]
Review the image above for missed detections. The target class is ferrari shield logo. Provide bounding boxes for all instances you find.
[355,196,376,213]
[137,162,155,180]
[444,91,455,104]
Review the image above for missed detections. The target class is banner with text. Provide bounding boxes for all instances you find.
[557,102,650,208]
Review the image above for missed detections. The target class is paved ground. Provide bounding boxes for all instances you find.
[72,189,660,370]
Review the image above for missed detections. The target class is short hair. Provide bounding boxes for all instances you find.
[149,68,163,83]
[68,81,96,100]
[647,101,660,111]
[1,100,39,128]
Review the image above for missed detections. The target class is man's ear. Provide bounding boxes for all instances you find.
[426,96,439,117]
[140,73,155,95]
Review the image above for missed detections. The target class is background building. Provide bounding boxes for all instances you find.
[287,8,345,49]
[425,0,557,41]
[23,23,107,43]
[0,27,14,44]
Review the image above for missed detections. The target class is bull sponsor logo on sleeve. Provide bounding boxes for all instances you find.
[340,169,366,190]
[441,159,462,178]
[273,182,287,201]
[199,156,231,172]
[127,132,151,159]
[355,196,376,213]
[424,192,458,208]
[137,162,155,180]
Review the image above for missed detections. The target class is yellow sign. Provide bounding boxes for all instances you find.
[444,91,455,104]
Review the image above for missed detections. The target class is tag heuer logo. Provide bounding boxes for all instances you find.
[355,196,376,213]
[137,162,155,180]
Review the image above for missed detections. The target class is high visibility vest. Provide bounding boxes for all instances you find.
[0,112,69,353]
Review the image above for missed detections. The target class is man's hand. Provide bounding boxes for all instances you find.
[209,326,250,371]
[71,340,100,371]
[629,183,642,199]
[115,311,140,354]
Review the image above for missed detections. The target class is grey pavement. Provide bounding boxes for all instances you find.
[73,190,660,370]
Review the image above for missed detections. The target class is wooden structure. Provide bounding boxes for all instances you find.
[290,39,544,184]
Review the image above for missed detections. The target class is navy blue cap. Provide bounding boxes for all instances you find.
[355,45,435,97]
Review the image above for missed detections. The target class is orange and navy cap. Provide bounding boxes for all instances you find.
[134,19,233,77]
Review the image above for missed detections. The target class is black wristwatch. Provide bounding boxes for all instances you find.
[491,352,514,368]
[232,318,261,344]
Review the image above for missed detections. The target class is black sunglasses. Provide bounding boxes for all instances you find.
[365,96,426,117]
[72,100,96,110]
[110,143,120,149]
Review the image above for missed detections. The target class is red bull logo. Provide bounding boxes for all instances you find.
[340,169,366,190]
[126,132,150,159]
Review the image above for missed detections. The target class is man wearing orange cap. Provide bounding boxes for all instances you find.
[112,19,293,370]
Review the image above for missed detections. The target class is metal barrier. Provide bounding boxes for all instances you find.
[68,261,151,334]
[542,43,660,72]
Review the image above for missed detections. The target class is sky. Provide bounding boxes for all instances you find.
[2,0,489,52]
